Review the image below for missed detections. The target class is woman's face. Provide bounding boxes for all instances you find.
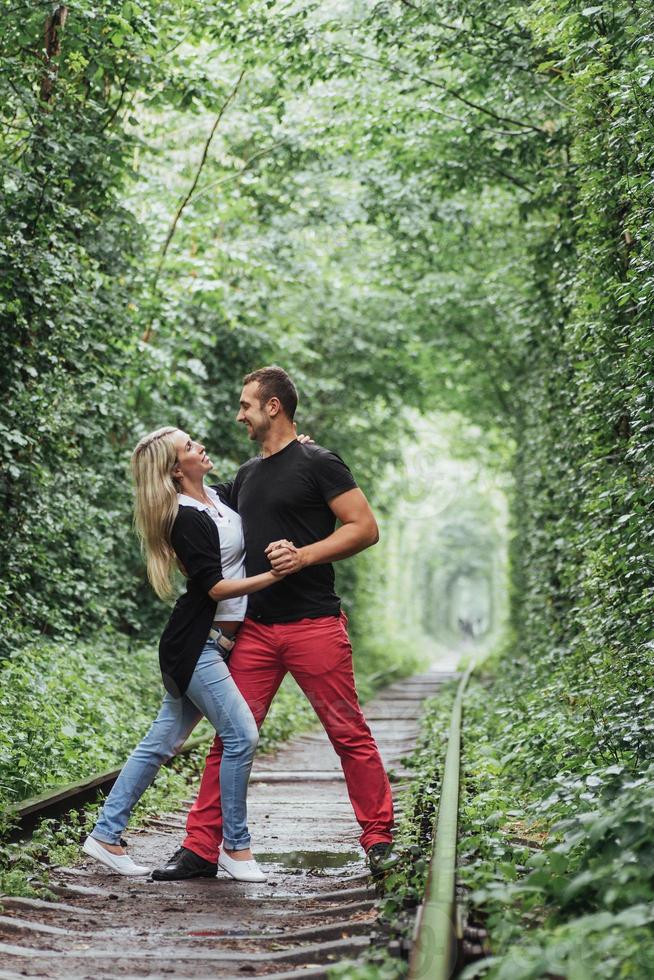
[172,430,213,484]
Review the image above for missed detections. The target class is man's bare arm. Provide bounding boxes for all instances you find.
[265,488,379,574]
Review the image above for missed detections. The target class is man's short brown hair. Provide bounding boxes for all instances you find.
[243,366,298,420]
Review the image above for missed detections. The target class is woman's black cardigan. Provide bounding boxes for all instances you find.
[158,502,225,699]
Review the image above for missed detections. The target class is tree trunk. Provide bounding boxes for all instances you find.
[40,5,68,102]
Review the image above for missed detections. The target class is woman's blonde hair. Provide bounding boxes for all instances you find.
[131,426,181,600]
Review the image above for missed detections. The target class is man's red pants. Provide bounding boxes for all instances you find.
[183,613,394,861]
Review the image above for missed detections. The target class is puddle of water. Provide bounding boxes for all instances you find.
[260,849,361,871]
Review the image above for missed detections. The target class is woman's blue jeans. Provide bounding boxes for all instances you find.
[91,640,258,851]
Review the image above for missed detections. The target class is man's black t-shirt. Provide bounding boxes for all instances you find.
[227,440,358,623]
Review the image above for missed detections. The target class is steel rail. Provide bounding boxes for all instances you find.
[9,733,212,835]
[408,662,474,980]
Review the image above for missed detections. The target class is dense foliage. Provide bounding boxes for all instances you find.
[1,0,652,964]
[457,660,654,978]
[0,0,426,659]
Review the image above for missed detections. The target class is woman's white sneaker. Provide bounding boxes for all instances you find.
[218,850,267,882]
[82,835,151,876]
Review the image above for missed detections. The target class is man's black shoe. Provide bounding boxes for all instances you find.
[151,846,217,881]
[367,841,401,877]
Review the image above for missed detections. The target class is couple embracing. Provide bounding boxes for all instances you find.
[83,366,395,882]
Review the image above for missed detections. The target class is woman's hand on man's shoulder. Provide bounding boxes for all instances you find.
[293,422,314,445]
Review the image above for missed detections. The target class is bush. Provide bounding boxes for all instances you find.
[458,648,654,978]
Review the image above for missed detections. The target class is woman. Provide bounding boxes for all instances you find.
[82,426,283,882]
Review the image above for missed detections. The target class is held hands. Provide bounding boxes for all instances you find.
[266,539,307,575]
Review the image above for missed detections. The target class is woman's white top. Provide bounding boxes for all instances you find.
[177,486,247,621]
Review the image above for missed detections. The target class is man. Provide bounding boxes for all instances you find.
[153,366,395,879]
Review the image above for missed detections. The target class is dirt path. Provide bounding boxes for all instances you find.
[0,670,456,978]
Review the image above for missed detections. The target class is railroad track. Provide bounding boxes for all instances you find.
[0,667,475,979]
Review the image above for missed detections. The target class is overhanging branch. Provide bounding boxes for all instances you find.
[143,68,245,342]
